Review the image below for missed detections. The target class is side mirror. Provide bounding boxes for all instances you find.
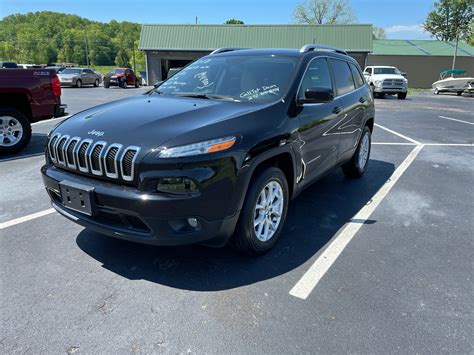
[401,72,407,77]
[301,87,334,104]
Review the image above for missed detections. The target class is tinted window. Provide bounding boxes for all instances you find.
[61,68,82,75]
[374,67,400,75]
[298,58,333,100]
[330,59,355,96]
[364,67,372,74]
[84,69,93,74]
[158,56,299,103]
[349,63,365,88]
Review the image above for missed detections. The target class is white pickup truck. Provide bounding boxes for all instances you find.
[363,66,408,99]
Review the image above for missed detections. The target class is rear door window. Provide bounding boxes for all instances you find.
[329,59,355,96]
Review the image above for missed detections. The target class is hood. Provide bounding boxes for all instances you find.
[53,94,268,152]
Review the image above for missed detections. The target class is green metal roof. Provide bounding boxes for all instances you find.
[373,39,473,57]
[139,24,373,52]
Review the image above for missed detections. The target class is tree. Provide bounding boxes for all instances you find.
[423,0,473,41]
[224,18,244,24]
[293,0,357,24]
[373,26,386,39]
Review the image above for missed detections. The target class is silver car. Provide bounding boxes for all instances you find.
[58,68,102,88]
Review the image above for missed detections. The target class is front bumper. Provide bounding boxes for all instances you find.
[374,86,407,94]
[41,165,239,246]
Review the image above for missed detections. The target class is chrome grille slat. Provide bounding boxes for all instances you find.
[66,137,80,169]
[55,135,70,166]
[103,144,122,179]
[89,141,106,176]
[49,135,139,182]
[120,146,140,182]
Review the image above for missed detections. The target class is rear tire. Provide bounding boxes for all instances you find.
[75,79,82,88]
[94,79,99,87]
[232,167,289,255]
[135,80,139,88]
[398,92,407,100]
[0,108,32,155]
[342,125,371,178]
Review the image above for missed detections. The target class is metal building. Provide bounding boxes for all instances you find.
[138,24,373,85]
[368,39,474,88]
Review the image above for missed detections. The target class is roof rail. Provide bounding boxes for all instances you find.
[300,44,348,55]
[210,48,246,55]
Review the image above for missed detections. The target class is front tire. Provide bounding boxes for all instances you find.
[398,92,407,100]
[0,109,32,155]
[75,79,82,88]
[456,91,463,96]
[232,167,289,255]
[342,125,371,178]
[135,80,140,88]
[94,79,99,87]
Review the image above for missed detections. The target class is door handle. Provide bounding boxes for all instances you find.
[359,97,367,103]
[332,106,343,114]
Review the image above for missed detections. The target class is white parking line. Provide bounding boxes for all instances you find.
[375,123,421,145]
[438,116,474,126]
[372,142,416,146]
[289,144,424,300]
[31,115,71,126]
[0,208,55,230]
[373,142,473,147]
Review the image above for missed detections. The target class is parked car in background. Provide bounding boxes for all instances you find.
[58,68,102,88]
[0,68,66,154]
[363,65,408,99]
[45,66,66,73]
[103,68,140,88]
[41,45,374,254]
[0,61,18,68]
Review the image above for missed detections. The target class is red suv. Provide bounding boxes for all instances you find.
[103,68,140,88]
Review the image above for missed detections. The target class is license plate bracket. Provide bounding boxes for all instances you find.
[59,180,96,216]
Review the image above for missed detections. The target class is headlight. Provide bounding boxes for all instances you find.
[158,136,236,158]
[403,78,408,85]
[374,80,382,86]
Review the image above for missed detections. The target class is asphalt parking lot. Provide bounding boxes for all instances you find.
[1,89,473,353]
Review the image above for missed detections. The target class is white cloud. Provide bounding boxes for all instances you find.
[384,24,432,40]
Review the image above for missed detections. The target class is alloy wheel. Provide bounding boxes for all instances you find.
[0,116,23,147]
[253,180,284,242]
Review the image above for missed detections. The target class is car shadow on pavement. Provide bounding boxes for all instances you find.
[76,159,395,291]
[0,133,47,162]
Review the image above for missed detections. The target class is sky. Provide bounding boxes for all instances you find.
[0,0,435,40]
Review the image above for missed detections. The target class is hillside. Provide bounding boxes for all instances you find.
[0,11,144,67]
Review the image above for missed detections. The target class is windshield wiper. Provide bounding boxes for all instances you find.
[176,93,240,102]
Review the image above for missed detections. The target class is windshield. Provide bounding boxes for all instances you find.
[374,67,401,75]
[156,56,300,102]
[109,69,125,74]
[61,68,82,75]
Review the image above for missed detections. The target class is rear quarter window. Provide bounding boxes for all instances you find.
[349,63,365,88]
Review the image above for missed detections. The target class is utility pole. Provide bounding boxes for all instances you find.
[84,29,90,67]
[132,42,136,73]
[195,16,198,25]
[451,32,459,75]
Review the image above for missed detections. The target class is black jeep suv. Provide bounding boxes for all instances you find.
[42,45,374,254]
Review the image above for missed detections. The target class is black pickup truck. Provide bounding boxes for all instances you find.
[42,45,374,254]
[0,69,66,154]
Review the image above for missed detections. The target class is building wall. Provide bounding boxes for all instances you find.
[146,50,368,85]
[367,55,474,88]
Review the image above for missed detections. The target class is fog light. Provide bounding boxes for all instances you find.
[156,177,198,195]
[187,218,198,228]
